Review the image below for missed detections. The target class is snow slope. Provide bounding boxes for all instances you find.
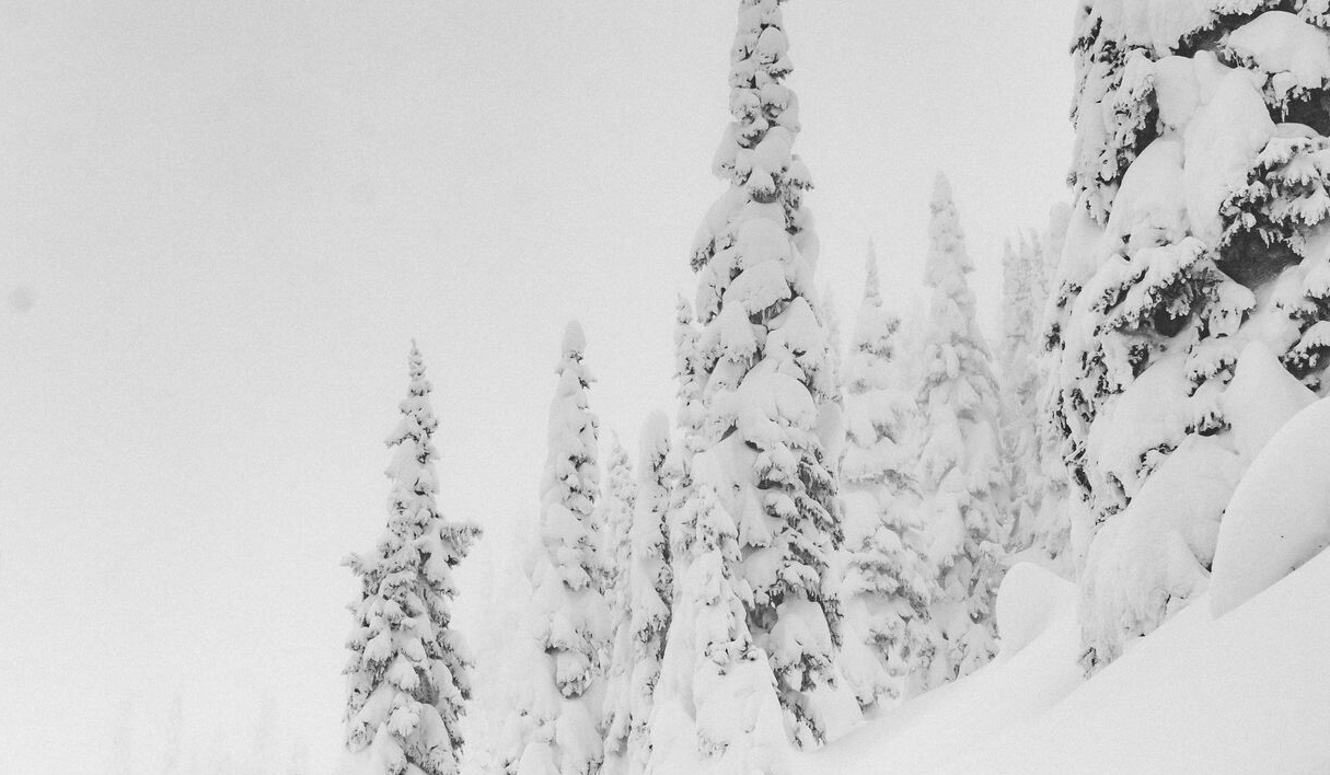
[1212,396,1330,616]
[794,565,1081,774]
[794,551,1330,775]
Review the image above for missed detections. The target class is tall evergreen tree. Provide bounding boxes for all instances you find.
[915,174,1007,684]
[1053,2,1330,667]
[503,322,611,775]
[343,343,480,775]
[838,241,938,709]
[663,0,856,750]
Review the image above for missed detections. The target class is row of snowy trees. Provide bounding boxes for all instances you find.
[333,0,1050,770]
[487,173,1030,775]
[491,0,1030,761]
[338,1,1031,773]
[338,1,1330,772]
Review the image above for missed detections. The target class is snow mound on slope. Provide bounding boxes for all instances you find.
[1220,341,1316,462]
[800,533,1330,774]
[1078,434,1243,663]
[995,563,1077,656]
[948,549,1330,775]
[791,586,1082,775]
[1211,397,1330,616]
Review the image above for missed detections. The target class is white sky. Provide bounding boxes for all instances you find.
[0,2,1073,772]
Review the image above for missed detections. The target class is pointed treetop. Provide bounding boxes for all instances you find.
[607,430,630,469]
[932,171,953,205]
[639,409,671,463]
[925,171,974,287]
[562,320,587,361]
[406,341,430,395]
[863,239,882,307]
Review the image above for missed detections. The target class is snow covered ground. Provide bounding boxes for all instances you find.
[795,551,1330,775]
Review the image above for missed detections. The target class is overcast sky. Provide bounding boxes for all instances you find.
[0,2,1072,772]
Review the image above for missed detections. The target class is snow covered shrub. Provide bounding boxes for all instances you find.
[343,343,481,775]
[1054,0,1330,668]
[915,174,1007,683]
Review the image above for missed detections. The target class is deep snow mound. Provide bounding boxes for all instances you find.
[995,563,1077,656]
[1211,397,1330,616]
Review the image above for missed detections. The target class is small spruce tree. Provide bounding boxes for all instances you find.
[600,436,638,775]
[1000,234,1046,553]
[624,412,674,775]
[915,174,1007,684]
[343,343,480,775]
[502,322,611,775]
[838,241,939,708]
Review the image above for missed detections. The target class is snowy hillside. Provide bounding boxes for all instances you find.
[801,548,1330,775]
[14,1,1330,774]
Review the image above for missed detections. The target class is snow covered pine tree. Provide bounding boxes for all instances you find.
[915,174,1007,685]
[502,322,612,775]
[622,413,674,775]
[653,0,857,757]
[837,241,938,709]
[1053,1,1330,668]
[343,343,480,775]
[1000,222,1073,571]
[600,435,639,775]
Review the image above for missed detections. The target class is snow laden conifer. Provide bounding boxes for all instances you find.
[650,455,793,774]
[1033,204,1074,569]
[623,412,674,775]
[502,322,611,775]
[837,241,938,709]
[668,0,857,751]
[1000,230,1072,570]
[673,295,706,453]
[819,286,844,395]
[915,174,1006,684]
[343,343,480,775]
[600,436,638,775]
[1053,1,1330,668]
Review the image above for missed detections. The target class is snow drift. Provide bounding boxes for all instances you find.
[792,546,1330,775]
[1211,396,1330,616]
